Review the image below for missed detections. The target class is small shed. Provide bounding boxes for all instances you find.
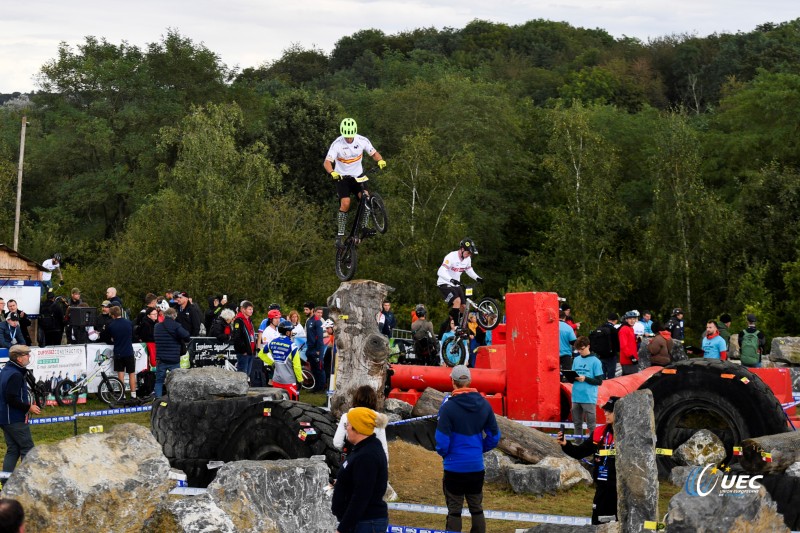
[0,244,48,280]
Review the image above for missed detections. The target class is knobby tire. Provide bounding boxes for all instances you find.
[369,192,388,234]
[442,337,467,367]
[99,376,126,405]
[335,240,358,281]
[54,379,78,406]
[475,297,501,330]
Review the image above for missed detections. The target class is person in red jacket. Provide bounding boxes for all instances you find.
[618,311,639,375]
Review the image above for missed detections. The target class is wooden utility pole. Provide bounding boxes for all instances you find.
[14,116,28,250]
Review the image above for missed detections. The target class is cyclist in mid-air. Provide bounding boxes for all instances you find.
[437,238,483,325]
[323,118,386,248]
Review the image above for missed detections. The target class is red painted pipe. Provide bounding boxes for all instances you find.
[560,366,662,423]
[390,364,507,394]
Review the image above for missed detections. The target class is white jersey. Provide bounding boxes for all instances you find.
[437,251,478,286]
[325,134,376,177]
[42,259,59,282]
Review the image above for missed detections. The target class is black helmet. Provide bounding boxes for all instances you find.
[278,319,293,335]
[415,304,426,317]
[459,238,478,254]
[672,307,683,316]
[268,303,281,311]
[53,253,62,261]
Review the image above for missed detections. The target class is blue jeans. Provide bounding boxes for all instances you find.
[2,422,35,472]
[601,356,618,379]
[353,517,389,533]
[236,354,254,377]
[155,362,180,397]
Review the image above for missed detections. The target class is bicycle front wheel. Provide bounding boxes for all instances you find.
[301,367,316,391]
[368,192,388,234]
[54,379,78,406]
[335,240,358,281]
[442,337,467,367]
[98,377,126,405]
[475,297,501,330]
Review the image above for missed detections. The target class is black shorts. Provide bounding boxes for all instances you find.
[113,356,136,374]
[438,284,465,305]
[335,176,367,200]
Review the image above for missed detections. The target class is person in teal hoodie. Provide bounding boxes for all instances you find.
[571,336,604,439]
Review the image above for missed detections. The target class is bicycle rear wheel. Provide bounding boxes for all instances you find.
[442,337,467,367]
[369,192,388,234]
[475,297,501,330]
[98,376,126,405]
[335,240,358,281]
[54,379,78,406]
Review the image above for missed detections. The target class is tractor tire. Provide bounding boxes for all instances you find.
[758,474,800,530]
[218,400,340,479]
[639,359,788,478]
[385,418,438,451]
[151,389,337,487]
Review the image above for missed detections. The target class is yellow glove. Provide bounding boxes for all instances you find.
[377,160,387,170]
[331,171,341,180]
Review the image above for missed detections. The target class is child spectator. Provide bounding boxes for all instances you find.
[571,336,604,439]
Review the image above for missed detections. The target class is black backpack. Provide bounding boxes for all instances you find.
[589,324,613,359]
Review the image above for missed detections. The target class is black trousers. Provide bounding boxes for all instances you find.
[443,470,486,533]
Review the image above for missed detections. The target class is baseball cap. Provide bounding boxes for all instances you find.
[601,396,621,413]
[175,291,189,298]
[450,365,471,381]
[746,313,757,323]
[101,300,112,307]
[7,312,19,321]
[607,312,619,321]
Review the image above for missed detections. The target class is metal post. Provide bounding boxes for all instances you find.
[14,116,28,250]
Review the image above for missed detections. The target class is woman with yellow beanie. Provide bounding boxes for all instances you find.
[332,406,389,533]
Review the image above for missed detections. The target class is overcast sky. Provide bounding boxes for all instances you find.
[1,0,796,93]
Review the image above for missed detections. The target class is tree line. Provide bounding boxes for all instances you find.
[2,19,800,341]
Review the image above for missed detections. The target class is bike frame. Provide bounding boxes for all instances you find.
[342,175,372,244]
[64,354,113,395]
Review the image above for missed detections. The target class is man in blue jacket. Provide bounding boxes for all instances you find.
[306,306,326,392]
[153,307,191,397]
[0,313,26,348]
[435,365,500,533]
[0,345,41,472]
[102,306,136,399]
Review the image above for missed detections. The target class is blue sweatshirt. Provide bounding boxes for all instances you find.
[435,389,500,473]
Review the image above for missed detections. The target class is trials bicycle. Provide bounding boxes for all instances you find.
[26,370,46,409]
[441,281,502,367]
[334,174,388,281]
[54,348,126,406]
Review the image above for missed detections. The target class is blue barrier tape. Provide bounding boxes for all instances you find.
[388,502,591,525]
[388,526,457,533]
[388,415,438,426]
[27,405,152,426]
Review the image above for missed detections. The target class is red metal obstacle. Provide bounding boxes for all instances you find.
[389,291,657,421]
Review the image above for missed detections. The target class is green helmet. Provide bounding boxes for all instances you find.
[340,118,357,137]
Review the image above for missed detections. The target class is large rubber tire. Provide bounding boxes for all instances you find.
[441,337,467,367]
[54,379,78,406]
[386,418,438,451]
[219,400,340,478]
[758,474,800,530]
[335,240,358,281]
[369,192,388,234]
[98,376,125,405]
[639,359,788,477]
[475,297,501,330]
[151,392,337,487]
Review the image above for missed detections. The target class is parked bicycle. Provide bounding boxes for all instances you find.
[26,369,46,409]
[54,348,125,406]
[441,282,501,367]
[334,174,388,281]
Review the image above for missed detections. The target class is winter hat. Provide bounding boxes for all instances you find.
[347,407,388,436]
[601,396,621,413]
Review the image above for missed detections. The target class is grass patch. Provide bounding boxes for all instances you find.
[387,440,681,532]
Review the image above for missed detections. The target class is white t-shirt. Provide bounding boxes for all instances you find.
[292,323,306,339]
[261,325,279,346]
[436,251,478,286]
[325,134,376,177]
